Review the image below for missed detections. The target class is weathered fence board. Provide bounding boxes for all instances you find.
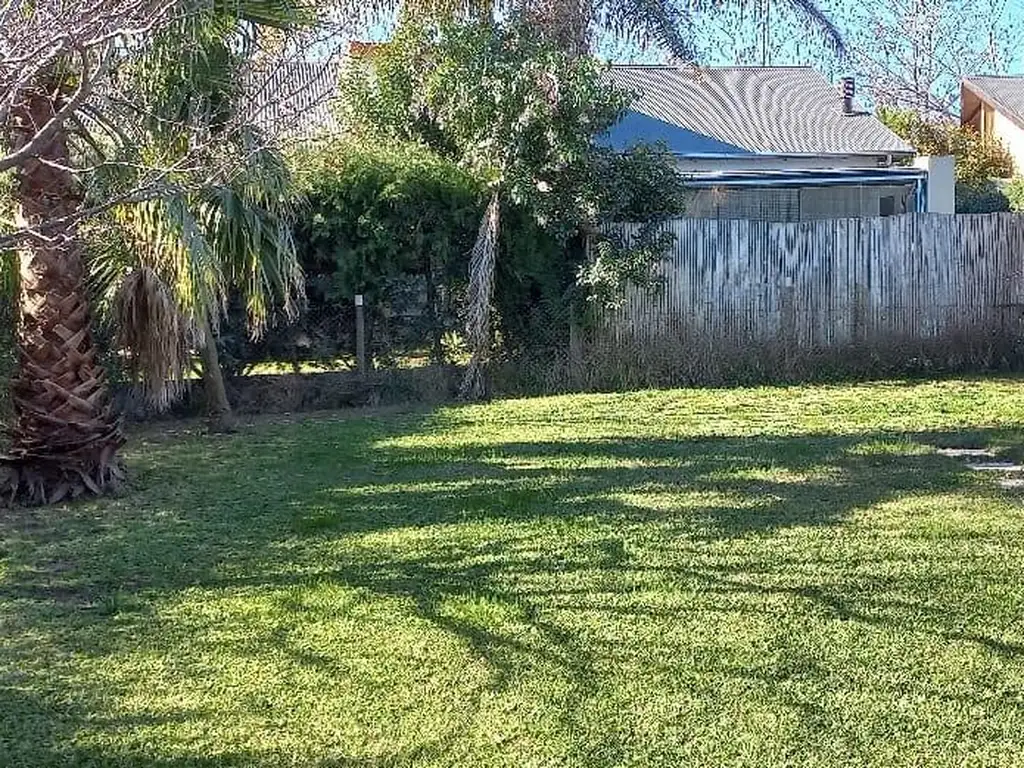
[606,213,1024,355]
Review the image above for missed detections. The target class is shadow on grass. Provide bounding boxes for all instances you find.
[1,411,1023,766]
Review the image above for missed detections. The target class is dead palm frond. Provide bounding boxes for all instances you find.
[111,266,192,410]
[459,189,500,400]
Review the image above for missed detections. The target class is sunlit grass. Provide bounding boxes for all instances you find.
[2,378,1024,766]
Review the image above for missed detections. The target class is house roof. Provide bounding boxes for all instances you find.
[249,59,344,138]
[604,66,915,157]
[249,41,385,138]
[962,75,1024,129]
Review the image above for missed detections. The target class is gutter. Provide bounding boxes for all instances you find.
[681,169,928,188]
[668,151,916,161]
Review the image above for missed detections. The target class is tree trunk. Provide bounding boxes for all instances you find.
[1,82,125,506]
[198,316,235,433]
[425,260,445,366]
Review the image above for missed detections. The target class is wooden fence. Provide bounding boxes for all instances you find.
[583,213,1024,386]
[606,213,1024,349]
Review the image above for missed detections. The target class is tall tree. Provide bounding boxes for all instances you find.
[342,19,686,398]
[839,0,1023,118]
[2,75,126,504]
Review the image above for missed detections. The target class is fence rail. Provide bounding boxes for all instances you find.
[606,213,1024,351]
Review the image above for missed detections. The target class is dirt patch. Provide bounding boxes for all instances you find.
[118,365,461,423]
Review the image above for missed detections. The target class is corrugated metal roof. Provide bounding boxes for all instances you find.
[963,75,1024,126]
[606,66,914,157]
[248,59,343,138]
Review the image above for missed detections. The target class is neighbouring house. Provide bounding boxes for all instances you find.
[602,66,932,221]
[961,75,1024,174]
[259,56,951,220]
[249,41,389,140]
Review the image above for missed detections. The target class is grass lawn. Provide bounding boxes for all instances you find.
[3,378,1024,767]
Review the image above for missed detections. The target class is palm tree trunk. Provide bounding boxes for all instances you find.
[1,82,125,506]
[198,316,235,433]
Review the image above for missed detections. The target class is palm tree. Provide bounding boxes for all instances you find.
[91,145,302,433]
[2,76,127,504]
[1,0,305,504]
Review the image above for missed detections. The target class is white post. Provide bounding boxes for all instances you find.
[354,294,367,376]
[913,155,956,214]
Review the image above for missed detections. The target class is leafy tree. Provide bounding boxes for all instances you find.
[879,107,1014,185]
[341,19,687,398]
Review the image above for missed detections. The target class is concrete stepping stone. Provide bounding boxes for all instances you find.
[965,462,1024,472]
[936,448,997,459]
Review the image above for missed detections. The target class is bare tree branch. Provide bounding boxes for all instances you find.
[1,1,350,247]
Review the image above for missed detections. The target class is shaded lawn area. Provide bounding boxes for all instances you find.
[3,379,1024,767]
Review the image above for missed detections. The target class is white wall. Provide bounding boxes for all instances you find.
[992,110,1024,176]
[913,155,955,214]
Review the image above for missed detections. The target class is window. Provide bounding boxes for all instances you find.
[879,196,896,217]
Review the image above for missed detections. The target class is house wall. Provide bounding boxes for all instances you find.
[991,109,1024,175]
[962,85,984,132]
[684,182,917,221]
[913,155,956,214]
[672,154,892,173]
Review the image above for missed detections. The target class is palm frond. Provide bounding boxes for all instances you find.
[768,0,844,56]
[95,195,223,408]
[595,0,696,60]
[111,266,192,411]
[205,147,304,338]
[231,0,317,29]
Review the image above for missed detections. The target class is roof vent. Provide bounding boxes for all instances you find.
[841,77,856,116]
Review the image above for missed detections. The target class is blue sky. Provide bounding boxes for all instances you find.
[336,0,1024,114]
[345,0,1024,70]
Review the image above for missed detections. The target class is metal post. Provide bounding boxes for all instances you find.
[355,294,367,377]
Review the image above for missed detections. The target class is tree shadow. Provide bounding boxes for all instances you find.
[2,411,1023,765]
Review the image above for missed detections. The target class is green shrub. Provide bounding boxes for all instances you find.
[1004,177,1024,212]
[956,181,1010,214]
[879,107,1014,187]
[284,139,483,366]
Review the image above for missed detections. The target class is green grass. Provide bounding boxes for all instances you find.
[3,378,1024,767]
